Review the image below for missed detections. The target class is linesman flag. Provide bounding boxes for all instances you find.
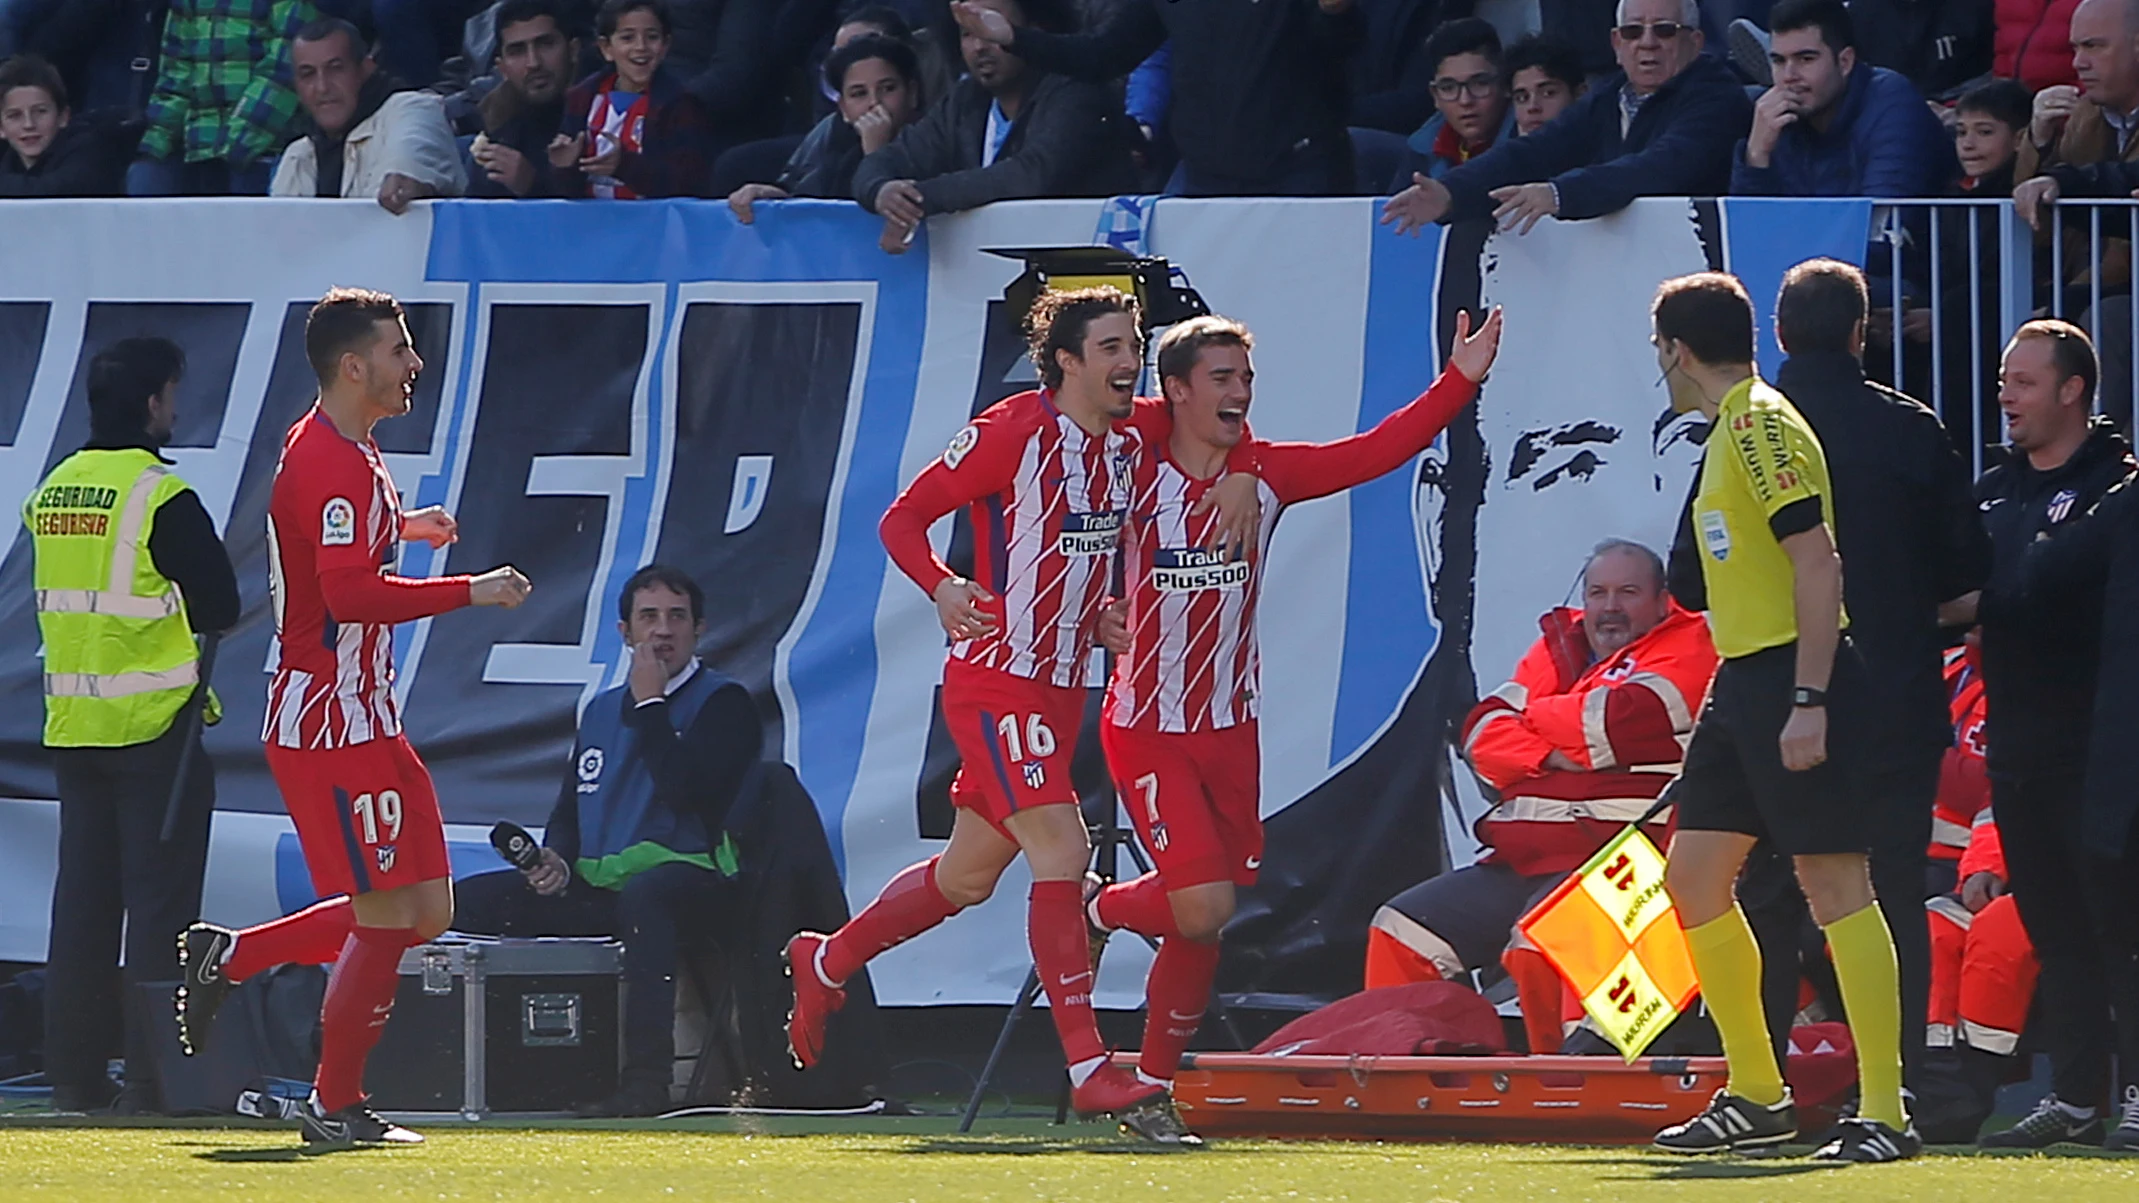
[1516,821,1698,1061]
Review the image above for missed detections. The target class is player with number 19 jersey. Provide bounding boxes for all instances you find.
[264,407,473,897]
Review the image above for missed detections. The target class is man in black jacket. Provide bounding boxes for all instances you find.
[949,0,1364,196]
[465,0,578,198]
[1946,319,2139,1150]
[1384,0,1751,234]
[454,565,762,1117]
[853,0,1134,252]
[1848,0,1993,101]
[1727,259,1990,1100]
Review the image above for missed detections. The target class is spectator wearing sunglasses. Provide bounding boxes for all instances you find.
[1382,0,1751,235]
[1400,19,1515,184]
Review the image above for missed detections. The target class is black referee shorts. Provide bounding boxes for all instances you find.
[1671,639,1871,856]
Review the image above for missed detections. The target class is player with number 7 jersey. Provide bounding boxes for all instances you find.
[173,290,532,1151]
[1086,308,1503,1118]
[783,288,1262,1133]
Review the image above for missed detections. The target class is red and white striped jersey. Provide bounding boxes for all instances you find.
[264,408,468,750]
[1108,369,1481,734]
[880,390,1144,689]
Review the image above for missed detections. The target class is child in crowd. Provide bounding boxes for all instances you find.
[0,54,128,197]
[550,0,714,198]
[1950,80,2029,198]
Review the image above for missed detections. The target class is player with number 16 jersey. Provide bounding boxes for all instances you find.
[784,287,1259,1131]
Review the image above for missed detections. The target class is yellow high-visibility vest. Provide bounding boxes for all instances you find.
[25,448,203,748]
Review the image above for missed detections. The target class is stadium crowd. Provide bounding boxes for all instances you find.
[0,0,2124,214]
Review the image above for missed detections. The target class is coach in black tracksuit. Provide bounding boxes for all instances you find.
[1725,262,1989,1097]
[1961,320,2139,1149]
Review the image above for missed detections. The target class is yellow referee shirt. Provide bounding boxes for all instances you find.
[1691,376,1846,660]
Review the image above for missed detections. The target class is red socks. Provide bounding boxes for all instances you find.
[314,926,412,1112]
[1029,879,1107,1067]
[1095,872,1181,940]
[822,857,961,986]
[1502,945,1571,1055]
[1139,936,1222,1084]
[223,897,355,982]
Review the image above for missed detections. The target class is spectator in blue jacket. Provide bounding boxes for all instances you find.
[1383,0,1752,235]
[1731,0,1954,197]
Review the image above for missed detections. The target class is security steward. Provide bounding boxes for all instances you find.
[1644,272,1916,1163]
[1945,319,2139,1151]
[452,563,761,1118]
[1728,259,1991,1099]
[26,337,238,1113]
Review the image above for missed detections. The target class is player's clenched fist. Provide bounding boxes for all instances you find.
[933,575,997,641]
[471,566,533,608]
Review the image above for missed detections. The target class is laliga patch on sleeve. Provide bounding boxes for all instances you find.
[321,497,357,546]
[943,424,979,470]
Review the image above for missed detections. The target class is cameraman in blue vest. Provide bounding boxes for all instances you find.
[453,563,761,1116]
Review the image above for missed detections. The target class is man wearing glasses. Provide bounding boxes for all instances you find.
[1382,0,1751,235]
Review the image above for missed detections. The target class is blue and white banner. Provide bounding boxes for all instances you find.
[0,196,1872,1008]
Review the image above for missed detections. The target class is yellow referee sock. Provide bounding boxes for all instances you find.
[1684,905,1786,1107]
[1824,902,1908,1131]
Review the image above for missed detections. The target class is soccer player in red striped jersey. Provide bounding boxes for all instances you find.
[1087,307,1503,1133]
[174,289,532,1150]
[784,287,1259,1126]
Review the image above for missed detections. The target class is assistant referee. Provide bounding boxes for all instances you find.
[1643,274,1916,1163]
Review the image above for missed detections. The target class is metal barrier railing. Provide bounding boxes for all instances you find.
[1869,199,2134,478]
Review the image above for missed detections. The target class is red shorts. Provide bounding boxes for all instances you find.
[268,735,449,898]
[941,658,1087,838]
[1101,719,1262,888]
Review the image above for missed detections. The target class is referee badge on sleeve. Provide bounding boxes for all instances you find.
[1698,510,1731,561]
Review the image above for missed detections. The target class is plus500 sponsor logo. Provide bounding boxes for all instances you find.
[1152,547,1250,593]
[1057,510,1124,557]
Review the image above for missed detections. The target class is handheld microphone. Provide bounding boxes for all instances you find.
[490,821,544,872]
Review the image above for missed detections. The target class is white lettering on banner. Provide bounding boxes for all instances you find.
[471,285,669,711]
[725,455,774,533]
[1056,509,1122,557]
[1152,547,1250,594]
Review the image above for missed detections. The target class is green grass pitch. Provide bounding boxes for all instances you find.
[4,1114,2139,1202]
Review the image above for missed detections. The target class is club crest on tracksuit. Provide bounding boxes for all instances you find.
[2047,488,2079,523]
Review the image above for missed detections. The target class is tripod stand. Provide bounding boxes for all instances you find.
[955,783,1243,1132]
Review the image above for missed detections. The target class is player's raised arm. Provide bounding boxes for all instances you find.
[878,411,1021,639]
[1256,306,1502,505]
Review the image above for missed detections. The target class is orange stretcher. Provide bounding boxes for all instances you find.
[1151,1053,1730,1142]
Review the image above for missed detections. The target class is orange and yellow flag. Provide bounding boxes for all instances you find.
[1517,824,1698,1061]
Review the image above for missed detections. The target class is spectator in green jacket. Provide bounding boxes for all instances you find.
[129,0,315,195]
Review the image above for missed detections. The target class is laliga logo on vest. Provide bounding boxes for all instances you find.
[577,747,605,793]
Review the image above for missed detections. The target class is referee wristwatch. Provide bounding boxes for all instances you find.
[1791,686,1827,709]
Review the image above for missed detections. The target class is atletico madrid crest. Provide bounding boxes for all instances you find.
[375,844,397,874]
[1022,760,1046,789]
